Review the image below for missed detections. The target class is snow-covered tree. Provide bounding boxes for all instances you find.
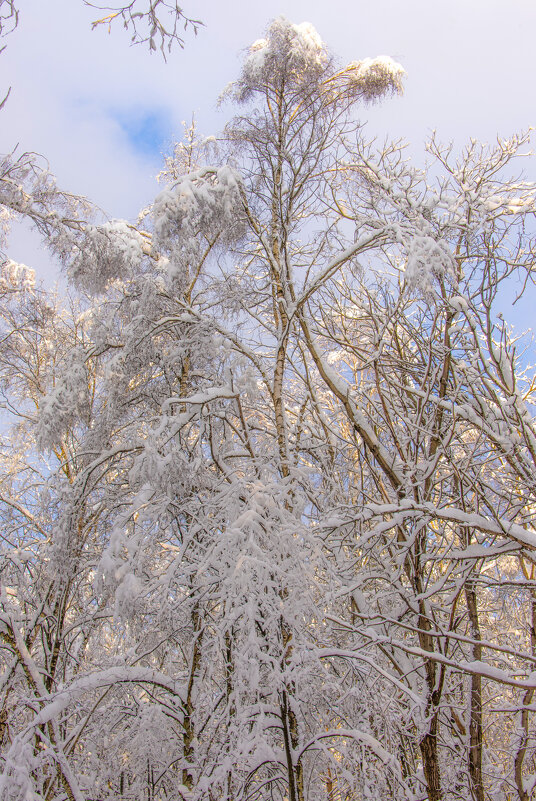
[2,16,536,801]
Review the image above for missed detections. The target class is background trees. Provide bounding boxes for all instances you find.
[2,15,536,801]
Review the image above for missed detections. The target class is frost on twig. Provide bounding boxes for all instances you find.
[0,0,17,38]
[86,0,203,56]
[0,1,201,56]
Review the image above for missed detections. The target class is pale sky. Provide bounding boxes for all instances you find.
[2,0,536,285]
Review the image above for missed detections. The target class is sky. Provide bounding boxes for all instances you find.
[1,0,536,292]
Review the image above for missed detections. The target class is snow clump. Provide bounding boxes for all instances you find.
[244,19,326,79]
[68,220,146,294]
[405,235,456,294]
[37,346,90,450]
[153,165,243,282]
[235,17,328,100]
[0,259,35,293]
[342,56,405,101]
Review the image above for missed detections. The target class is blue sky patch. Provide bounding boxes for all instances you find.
[114,108,173,158]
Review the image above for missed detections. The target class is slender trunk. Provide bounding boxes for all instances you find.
[270,104,303,799]
[146,760,154,801]
[514,565,536,801]
[289,702,304,801]
[420,713,442,801]
[46,581,71,692]
[412,532,443,801]
[225,628,234,800]
[182,603,203,791]
[515,685,535,801]
[270,121,290,479]
[325,764,335,800]
[280,689,304,801]
[465,577,485,801]
[274,338,289,477]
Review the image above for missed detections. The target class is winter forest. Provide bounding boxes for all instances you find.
[2,4,536,801]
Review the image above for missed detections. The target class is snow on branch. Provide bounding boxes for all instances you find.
[27,666,185,729]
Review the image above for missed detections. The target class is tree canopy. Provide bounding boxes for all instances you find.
[1,15,536,801]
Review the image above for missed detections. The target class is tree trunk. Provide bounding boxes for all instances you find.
[514,562,536,801]
[280,688,304,801]
[420,712,442,801]
[465,578,485,801]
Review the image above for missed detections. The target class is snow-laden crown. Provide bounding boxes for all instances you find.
[233,16,404,106]
[244,19,327,82]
